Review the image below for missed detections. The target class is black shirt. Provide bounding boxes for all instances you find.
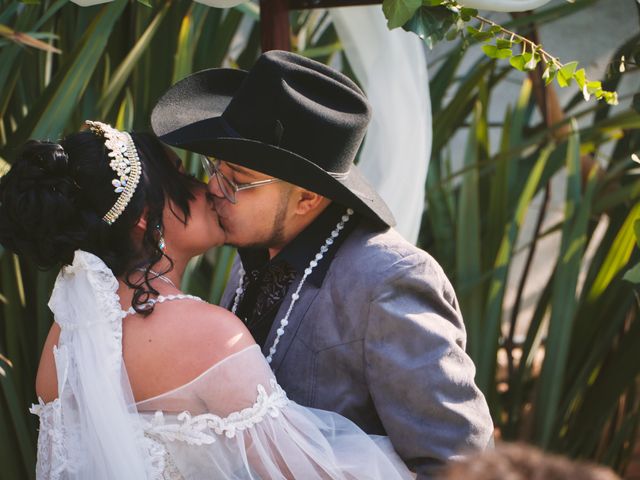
[231,203,359,347]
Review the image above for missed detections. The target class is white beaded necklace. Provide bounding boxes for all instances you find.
[135,268,177,289]
[231,208,354,364]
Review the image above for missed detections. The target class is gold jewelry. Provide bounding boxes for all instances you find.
[85,120,142,225]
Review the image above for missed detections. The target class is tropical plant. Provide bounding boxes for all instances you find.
[418,0,640,471]
[382,0,619,104]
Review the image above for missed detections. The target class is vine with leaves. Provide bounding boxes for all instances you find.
[382,0,619,105]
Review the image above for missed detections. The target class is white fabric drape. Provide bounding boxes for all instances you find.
[330,6,430,243]
[31,251,155,479]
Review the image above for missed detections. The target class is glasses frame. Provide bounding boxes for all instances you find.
[201,156,282,204]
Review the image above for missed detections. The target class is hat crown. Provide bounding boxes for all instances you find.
[222,51,371,174]
[151,50,396,227]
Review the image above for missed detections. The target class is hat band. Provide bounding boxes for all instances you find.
[328,169,350,180]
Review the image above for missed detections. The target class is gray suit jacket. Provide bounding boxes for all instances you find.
[221,223,493,478]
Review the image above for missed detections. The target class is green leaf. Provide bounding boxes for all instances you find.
[8,0,128,146]
[586,80,602,94]
[482,44,512,59]
[496,38,513,49]
[557,61,578,87]
[445,28,459,41]
[460,7,477,21]
[479,144,553,394]
[466,25,493,42]
[623,262,640,283]
[588,202,640,299]
[456,102,484,368]
[536,121,598,447]
[542,63,558,85]
[137,0,152,6]
[523,52,539,70]
[574,68,587,88]
[172,3,210,82]
[97,2,170,118]
[510,54,526,71]
[404,6,457,49]
[602,91,619,105]
[382,0,422,29]
[482,44,498,58]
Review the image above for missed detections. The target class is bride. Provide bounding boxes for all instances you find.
[0,121,414,479]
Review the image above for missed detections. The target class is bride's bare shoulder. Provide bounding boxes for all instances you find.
[124,299,256,402]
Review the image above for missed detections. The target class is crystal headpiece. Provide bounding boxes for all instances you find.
[85,121,142,225]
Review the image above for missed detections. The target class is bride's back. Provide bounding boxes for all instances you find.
[36,286,255,405]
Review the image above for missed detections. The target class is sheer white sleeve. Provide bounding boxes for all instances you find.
[137,345,415,480]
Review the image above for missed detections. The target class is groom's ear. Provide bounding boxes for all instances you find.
[293,188,329,216]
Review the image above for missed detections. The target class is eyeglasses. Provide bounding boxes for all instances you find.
[201,156,282,204]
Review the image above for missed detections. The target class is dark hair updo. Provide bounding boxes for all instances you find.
[0,129,199,314]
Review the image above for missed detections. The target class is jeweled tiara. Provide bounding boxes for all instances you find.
[85,121,142,225]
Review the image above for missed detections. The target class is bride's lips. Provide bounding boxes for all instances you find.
[205,192,217,212]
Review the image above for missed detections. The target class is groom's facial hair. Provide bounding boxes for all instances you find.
[230,184,291,250]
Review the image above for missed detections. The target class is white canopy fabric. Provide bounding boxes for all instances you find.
[330,5,430,243]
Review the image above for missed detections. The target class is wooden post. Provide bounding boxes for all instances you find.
[289,0,381,8]
[259,0,291,52]
[259,0,383,52]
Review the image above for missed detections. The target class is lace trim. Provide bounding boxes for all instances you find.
[144,380,289,445]
[31,399,170,480]
[30,398,68,480]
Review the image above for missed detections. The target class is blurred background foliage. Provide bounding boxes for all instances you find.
[0,0,639,478]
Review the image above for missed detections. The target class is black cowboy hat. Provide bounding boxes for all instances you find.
[151,50,395,227]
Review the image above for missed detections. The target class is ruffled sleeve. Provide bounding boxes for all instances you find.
[138,345,415,479]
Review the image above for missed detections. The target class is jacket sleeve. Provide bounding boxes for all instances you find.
[363,252,493,479]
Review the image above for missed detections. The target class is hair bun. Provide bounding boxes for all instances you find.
[0,140,86,268]
[16,141,79,193]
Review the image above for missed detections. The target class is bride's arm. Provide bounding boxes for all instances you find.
[35,323,61,403]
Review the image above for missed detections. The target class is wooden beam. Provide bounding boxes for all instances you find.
[260,0,291,52]
[259,0,384,52]
[289,0,382,8]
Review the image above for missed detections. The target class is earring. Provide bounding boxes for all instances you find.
[156,224,166,251]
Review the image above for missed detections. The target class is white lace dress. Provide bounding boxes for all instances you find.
[30,250,414,480]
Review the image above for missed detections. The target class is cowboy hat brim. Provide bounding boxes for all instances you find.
[151,68,395,227]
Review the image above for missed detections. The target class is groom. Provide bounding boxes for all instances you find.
[151,50,493,478]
